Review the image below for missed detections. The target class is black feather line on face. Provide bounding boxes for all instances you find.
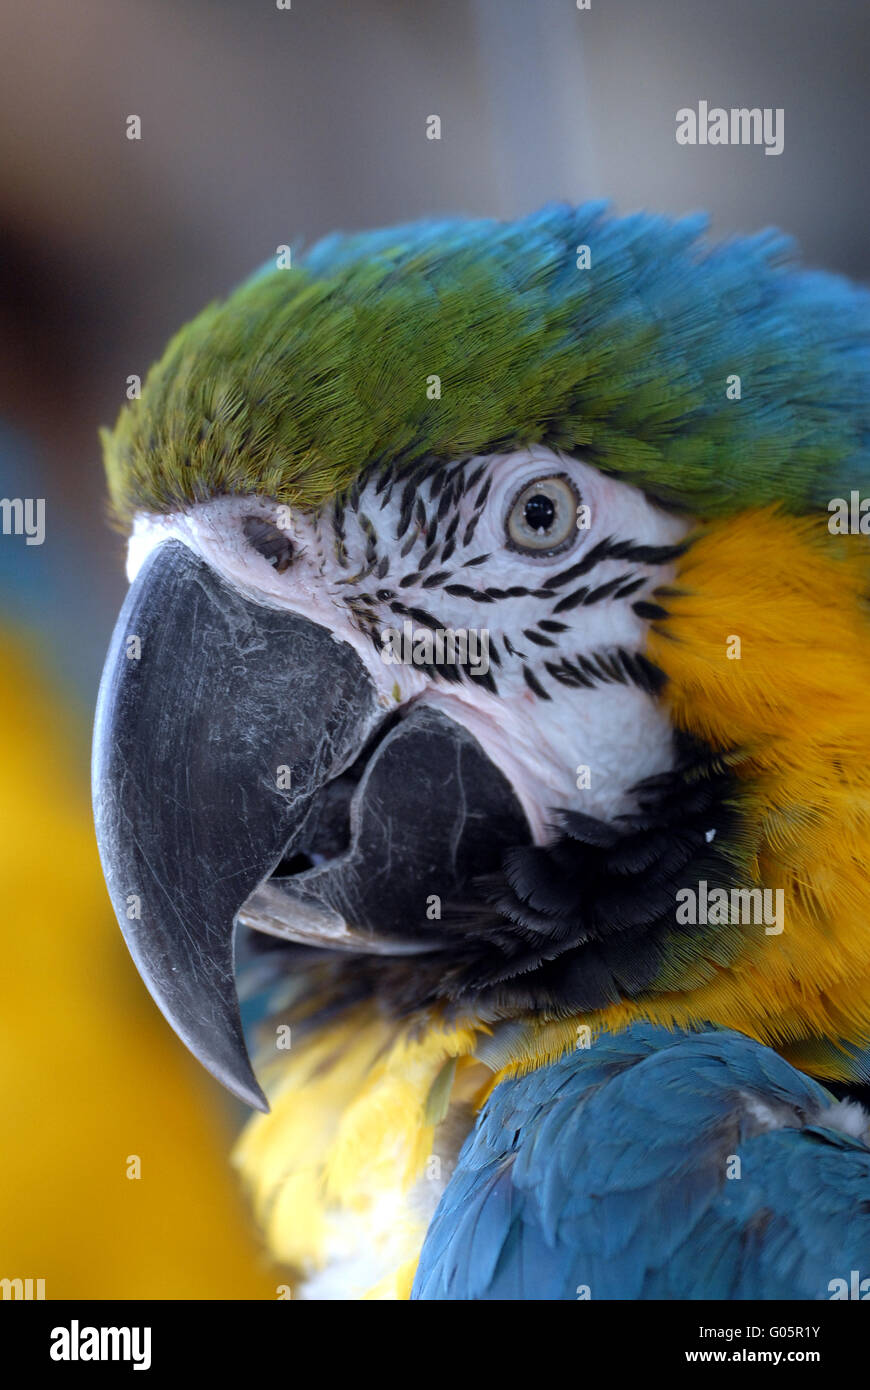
[440,536,457,563]
[522,664,551,700]
[331,503,349,568]
[436,483,456,522]
[551,586,590,613]
[523,629,558,648]
[396,482,416,540]
[582,572,636,606]
[418,541,440,571]
[542,538,687,590]
[633,600,670,621]
[462,462,487,495]
[388,601,447,630]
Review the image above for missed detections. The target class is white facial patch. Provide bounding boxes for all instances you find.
[127,446,691,842]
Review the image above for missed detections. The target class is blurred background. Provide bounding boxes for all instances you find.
[0,0,867,1297]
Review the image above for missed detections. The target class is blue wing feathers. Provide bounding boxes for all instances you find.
[412,1026,870,1300]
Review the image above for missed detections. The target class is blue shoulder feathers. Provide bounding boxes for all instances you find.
[412,1026,870,1300]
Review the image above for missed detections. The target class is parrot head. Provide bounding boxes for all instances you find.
[94,205,870,1110]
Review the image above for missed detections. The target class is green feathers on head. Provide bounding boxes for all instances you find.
[102,203,870,526]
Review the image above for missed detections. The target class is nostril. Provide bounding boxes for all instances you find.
[270,709,405,879]
[243,514,295,572]
[272,775,356,877]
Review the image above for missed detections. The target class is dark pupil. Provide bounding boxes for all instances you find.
[524,493,555,532]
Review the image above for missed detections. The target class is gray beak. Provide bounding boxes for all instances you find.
[92,540,385,1109]
[93,539,530,1110]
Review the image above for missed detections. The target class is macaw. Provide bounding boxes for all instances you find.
[92,205,870,1299]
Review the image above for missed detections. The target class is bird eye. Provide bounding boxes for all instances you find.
[505,475,579,554]
[242,515,294,572]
